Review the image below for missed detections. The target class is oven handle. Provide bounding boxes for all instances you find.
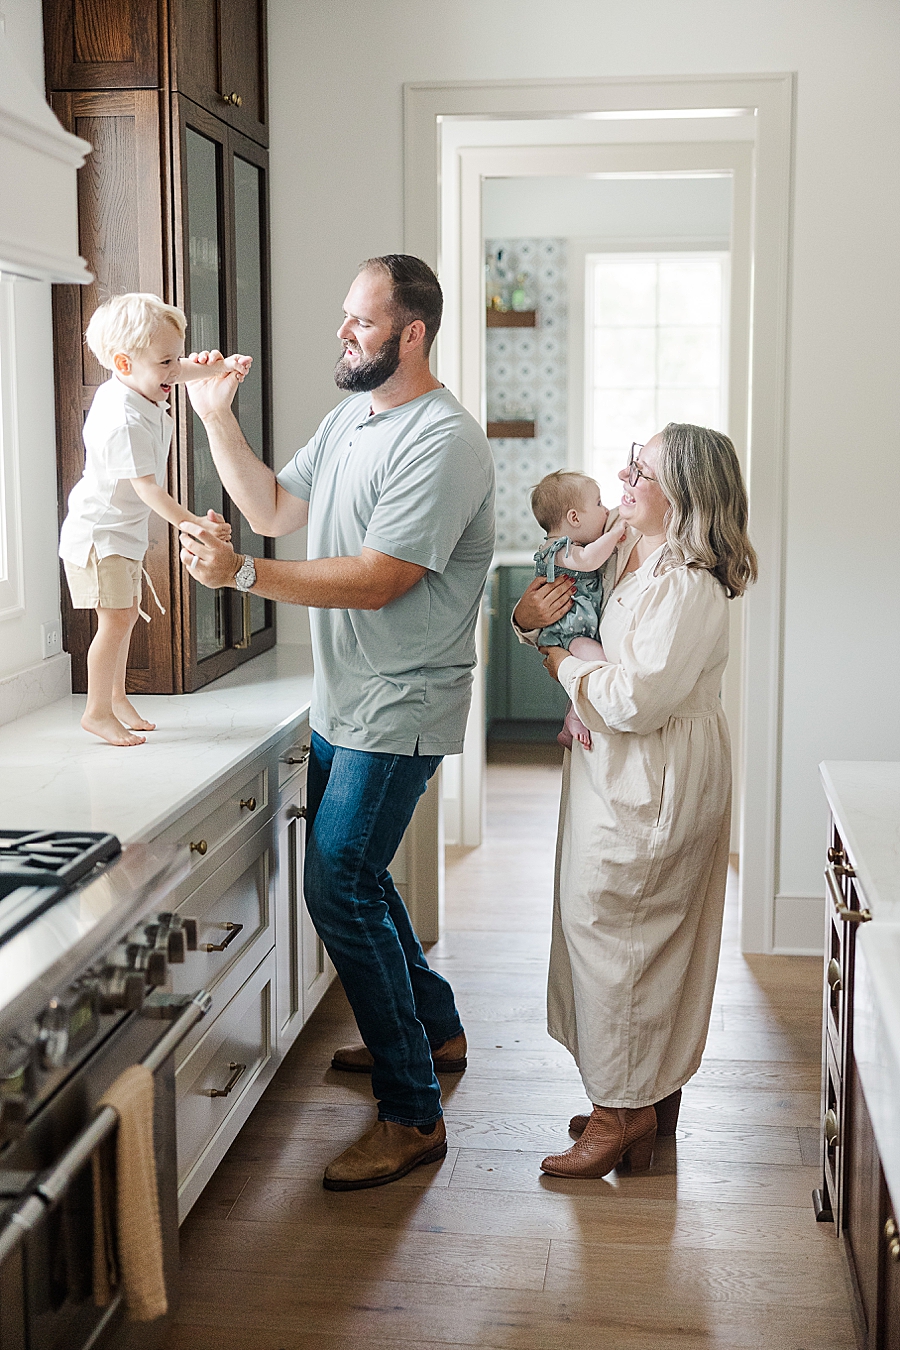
[0,989,211,1263]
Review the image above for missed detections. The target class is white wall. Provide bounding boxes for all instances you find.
[268,0,900,929]
[482,173,732,239]
[0,0,69,709]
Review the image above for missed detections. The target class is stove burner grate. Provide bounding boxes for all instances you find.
[0,830,121,898]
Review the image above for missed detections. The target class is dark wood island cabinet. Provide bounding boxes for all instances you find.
[44,0,275,694]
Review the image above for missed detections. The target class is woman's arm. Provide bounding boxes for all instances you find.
[560,569,728,737]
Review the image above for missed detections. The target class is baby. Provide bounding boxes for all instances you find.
[59,292,251,747]
[530,470,626,750]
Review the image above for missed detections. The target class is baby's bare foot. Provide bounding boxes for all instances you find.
[557,725,574,750]
[113,700,156,732]
[81,712,146,746]
[565,707,592,751]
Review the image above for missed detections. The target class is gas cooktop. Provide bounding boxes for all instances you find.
[0,830,121,945]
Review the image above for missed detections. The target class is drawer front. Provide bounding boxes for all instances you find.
[277,733,310,794]
[176,948,276,1190]
[172,764,269,884]
[172,822,274,1008]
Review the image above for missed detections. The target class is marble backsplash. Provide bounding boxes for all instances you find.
[0,652,71,728]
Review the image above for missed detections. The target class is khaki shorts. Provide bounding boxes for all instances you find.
[63,548,142,609]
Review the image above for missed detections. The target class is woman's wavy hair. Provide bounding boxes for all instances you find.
[655,423,758,599]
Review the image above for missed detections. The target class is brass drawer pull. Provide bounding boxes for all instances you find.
[282,745,310,766]
[825,865,871,924]
[824,1108,840,1149]
[826,958,842,993]
[239,797,257,812]
[886,1218,900,1262]
[203,921,244,953]
[286,805,306,820]
[223,92,243,107]
[189,839,208,856]
[207,1061,246,1098]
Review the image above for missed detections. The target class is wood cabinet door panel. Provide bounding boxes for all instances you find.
[170,0,268,145]
[44,0,161,88]
[50,90,182,695]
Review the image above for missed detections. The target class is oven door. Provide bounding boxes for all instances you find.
[0,992,209,1350]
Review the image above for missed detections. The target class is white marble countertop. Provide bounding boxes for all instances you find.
[0,646,314,844]
[819,761,900,917]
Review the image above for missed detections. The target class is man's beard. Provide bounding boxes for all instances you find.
[334,330,403,392]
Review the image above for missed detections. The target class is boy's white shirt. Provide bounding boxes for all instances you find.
[58,374,173,567]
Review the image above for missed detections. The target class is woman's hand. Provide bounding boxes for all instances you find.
[538,645,569,683]
[513,575,576,632]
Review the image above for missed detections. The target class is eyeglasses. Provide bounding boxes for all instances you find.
[627,442,658,487]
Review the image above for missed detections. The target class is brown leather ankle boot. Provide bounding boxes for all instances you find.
[542,1105,657,1178]
[569,1087,682,1139]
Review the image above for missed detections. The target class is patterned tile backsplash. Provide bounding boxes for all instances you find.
[486,238,568,552]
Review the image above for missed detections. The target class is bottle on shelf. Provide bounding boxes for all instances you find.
[510,273,533,312]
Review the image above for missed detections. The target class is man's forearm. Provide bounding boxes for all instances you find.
[245,554,414,610]
[200,409,279,532]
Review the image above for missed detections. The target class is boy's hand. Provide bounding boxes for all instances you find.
[221,353,252,382]
[200,508,231,542]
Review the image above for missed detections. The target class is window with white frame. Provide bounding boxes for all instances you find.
[585,252,729,504]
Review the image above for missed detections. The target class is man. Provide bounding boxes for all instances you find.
[180,255,495,1190]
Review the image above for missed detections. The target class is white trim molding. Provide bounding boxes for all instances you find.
[0,26,92,284]
[404,74,795,954]
[0,276,24,621]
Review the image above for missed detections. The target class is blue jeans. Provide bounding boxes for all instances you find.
[304,731,463,1127]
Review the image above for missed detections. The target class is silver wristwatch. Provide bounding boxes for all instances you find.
[233,554,257,592]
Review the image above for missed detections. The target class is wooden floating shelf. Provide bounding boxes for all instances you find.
[487,420,536,439]
[486,309,537,328]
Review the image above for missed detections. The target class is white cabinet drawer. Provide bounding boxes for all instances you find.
[176,948,276,1200]
[167,763,269,889]
[172,822,274,1016]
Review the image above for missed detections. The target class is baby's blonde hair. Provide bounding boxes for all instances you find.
[85,293,187,369]
[530,470,598,534]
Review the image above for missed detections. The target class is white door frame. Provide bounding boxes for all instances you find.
[404,75,794,955]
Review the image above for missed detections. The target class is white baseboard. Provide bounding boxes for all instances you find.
[772,893,825,955]
[0,651,71,727]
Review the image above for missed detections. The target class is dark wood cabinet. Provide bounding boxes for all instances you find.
[45,0,274,695]
[817,816,900,1349]
[170,0,268,146]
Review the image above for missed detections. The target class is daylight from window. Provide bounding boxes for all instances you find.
[585,253,728,504]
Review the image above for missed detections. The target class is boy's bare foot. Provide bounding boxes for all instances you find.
[81,712,146,746]
[113,699,156,732]
[564,706,592,750]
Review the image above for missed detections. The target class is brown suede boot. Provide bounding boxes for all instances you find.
[330,1031,467,1075]
[542,1104,657,1178]
[323,1118,448,1191]
[569,1088,682,1139]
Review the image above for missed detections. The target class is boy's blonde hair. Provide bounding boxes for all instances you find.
[530,470,598,534]
[85,293,187,369]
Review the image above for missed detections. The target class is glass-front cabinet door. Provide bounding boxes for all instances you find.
[175,98,275,689]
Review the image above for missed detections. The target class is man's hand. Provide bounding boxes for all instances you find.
[179,517,240,588]
[184,349,241,421]
[538,645,569,682]
[513,575,576,631]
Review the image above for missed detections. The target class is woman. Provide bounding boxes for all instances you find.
[513,423,757,1178]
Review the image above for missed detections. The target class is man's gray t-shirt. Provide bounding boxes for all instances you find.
[276,387,495,756]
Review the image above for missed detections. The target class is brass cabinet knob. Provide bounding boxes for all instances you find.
[222,91,243,107]
[286,804,306,820]
[826,958,842,993]
[886,1218,900,1262]
[827,846,846,865]
[189,839,208,856]
[240,797,257,812]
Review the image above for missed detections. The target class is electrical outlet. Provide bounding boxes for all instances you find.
[41,620,62,660]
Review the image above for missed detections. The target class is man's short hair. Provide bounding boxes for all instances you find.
[530,470,598,534]
[85,292,186,369]
[362,255,443,355]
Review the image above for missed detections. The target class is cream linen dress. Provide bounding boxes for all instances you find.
[547,537,732,1108]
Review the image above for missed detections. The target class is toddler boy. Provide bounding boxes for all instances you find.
[59,292,251,746]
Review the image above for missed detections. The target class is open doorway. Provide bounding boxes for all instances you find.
[479,172,743,851]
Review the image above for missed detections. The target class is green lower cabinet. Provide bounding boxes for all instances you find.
[486,566,570,737]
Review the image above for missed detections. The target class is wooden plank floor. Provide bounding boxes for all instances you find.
[163,748,854,1349]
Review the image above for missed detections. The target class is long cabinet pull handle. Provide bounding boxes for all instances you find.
[203,921,244,953]
[207,1061,246,1098]
[824,865,871,925]
[824,1108,840,1149]
[286,805,306,820]
[826,958,842,992]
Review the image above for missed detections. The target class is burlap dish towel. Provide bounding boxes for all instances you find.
[91,1063,167,1321]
